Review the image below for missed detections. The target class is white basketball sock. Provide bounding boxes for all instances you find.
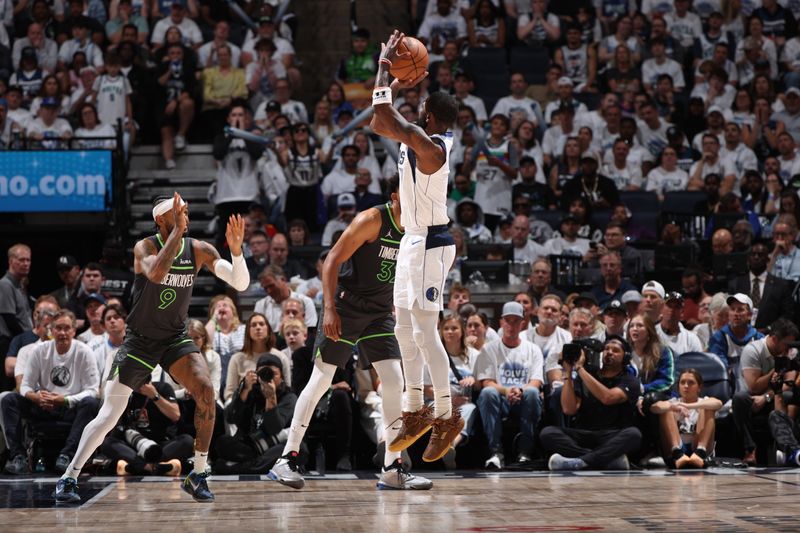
[395,307,425,412]
[282,360,337,455]
[410,307,452,419]
[373,359,403,466]
[62,378,133,480]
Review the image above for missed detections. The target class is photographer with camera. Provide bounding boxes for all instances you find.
[733,318,799,465]
[540,336,642,470]
[769,347,800,467]
[214,354,298,474]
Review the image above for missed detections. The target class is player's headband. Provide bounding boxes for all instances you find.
[152,197,185,221]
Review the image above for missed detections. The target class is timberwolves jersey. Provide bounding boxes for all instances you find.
[127,235,195,339]
[397,132,453,230]
[337,203,403,312]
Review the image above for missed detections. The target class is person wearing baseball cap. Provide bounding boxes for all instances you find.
[475,301,544,470]
[560,151,620,211]
[49,255,81,307]
[602,299,627,337]
[656,292,703,355]
[544,213,591,257]
[321,193,357,246]
[621,290,642,319]
[708,292,764,373]
[544,76,588,124]
[640,281,665,323]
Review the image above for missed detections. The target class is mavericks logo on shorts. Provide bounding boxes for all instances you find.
[425,287,439,302]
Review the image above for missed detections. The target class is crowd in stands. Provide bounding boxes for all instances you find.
[2,0,800,476]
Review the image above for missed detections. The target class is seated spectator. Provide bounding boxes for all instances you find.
[509,214,547,263]
[769,371,800,467]
[710,293,764,373]
[590,252,636,308]
[77,293,106,352]
[335,27,376,85]
[224,312,287,403]
[603,45,642,96]
[2,297,59,394]
[603,138,644,191]
[544,78,588,125]
[101,376,189,476]
[270,78,308,125]
[93,303,126,384]
[640,280,665,324]
[560,153,619,211]
[467,0,505,48]
[215,354,298,473]
[555,24,598,92]
[516,0,561,47]
[246,230,270,281]
[513,156,555,210]
[417,0,467,62]
[322,193,357,246]
[729,242,795,330]
[201,44,247,133]
[491,72,544,130]
[693,292,728,350]
[156,43,196,167]
[688,133,736,192]
[598,16,641,66]
[332,131,382,186]
[2,310,99,474]
[255,264,317,332]
[74,102,117,149]
[58,16,103,69]
[543,105,580,172]
[650,369,722,468]
[105,0,148,46]
[454,198,493,244]
[321,145,362,203]
[204,295,246,395]
[13,23,58,73]
[646,146,689,201]
[465,311,491,352]
[656,292,704,354]
[601,300,627,337]
[150,0,202,50]
[475,302,544,469]
[527,293,572,374]
[733,318,799,465]
[544,214,591,258]
[769,214,800,282]
[242,15,297,81]
[246,38,286,111]
[198,21,241,68]
[638,102,673,159]
[711,228,734,255]
[267,233,310,280]
[25,96,72,147]
[352,168,385,212]
[29,74,69,118]
[642,38,685,94]
[527,258,567,305]
[541,335,642,470]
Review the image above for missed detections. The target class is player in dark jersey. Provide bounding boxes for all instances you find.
[54,192,249,504]
[268,177,432,490]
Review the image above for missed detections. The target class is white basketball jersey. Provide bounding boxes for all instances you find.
[397,132,453,230]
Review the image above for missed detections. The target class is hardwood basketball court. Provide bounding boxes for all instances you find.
[1,467,799,532]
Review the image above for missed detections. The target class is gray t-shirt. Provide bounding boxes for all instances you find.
[475,338,544,388]
[738,338,773,394]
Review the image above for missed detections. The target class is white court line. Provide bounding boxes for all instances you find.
[80,481,117,509]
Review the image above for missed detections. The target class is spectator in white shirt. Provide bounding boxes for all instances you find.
[641,37,685,93]
[657,292,704,355]
[197,20,241,68]
[150,0,202,50]
[646,146,689,201]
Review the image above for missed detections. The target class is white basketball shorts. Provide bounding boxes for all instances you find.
[394,225,456,312]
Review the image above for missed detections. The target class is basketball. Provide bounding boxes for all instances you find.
[390,37,429,81]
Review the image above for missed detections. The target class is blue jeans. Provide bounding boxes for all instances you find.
[477,386,542,455]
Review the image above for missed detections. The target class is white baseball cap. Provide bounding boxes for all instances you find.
[726,293,753,309]
[501,301,525,318]
[557,76,574,87]
[641,281,665,299]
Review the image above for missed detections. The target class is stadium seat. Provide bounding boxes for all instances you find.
[533,209,565,231]
[462,47,509,76]
[674,351,731,404]
[619,191,659,213]
[509,46,550,85]
[662,191,707,214]
[472,71,512,117]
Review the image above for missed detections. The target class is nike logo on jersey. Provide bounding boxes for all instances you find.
[411,239,422,245]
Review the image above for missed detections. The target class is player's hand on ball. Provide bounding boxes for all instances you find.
[226,214,245,256]
[391,70,429,91]
[380,30,409,64]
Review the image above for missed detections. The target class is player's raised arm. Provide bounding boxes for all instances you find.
[370,30,444,174]
[321,208,384,341]
[136,192,188,283]
[194,214,250,292]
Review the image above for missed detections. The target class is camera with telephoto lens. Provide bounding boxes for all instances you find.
[257,365,274,383]
[770,356,800,393]
[559,338,604,373]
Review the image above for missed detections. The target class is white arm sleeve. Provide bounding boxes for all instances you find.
[214,254,249,291]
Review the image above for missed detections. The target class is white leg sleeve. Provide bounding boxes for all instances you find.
[395,307,424,412]
[282,359,337,454]
[372,359,404,466]
[410,306,452,419]
[62,378,132,480]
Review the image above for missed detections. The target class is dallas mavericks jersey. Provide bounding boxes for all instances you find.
[397,132,453,230]
[338,203,403,312]
[127,235,195,339]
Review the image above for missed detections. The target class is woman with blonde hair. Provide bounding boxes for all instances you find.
[224,312,288,402]
[206,295,246,393]
[627,313,675,401]
[650,368,722,468]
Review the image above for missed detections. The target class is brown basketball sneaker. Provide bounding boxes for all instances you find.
[422,411,464,462]
[387,405,434,452]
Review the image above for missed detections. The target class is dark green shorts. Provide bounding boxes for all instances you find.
[312,299,400,370]
[107,328,198,388]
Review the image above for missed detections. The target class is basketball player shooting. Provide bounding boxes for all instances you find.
[370,30,463,462]
[54,193,250,504]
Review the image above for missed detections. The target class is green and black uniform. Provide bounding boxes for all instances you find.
[315,203,404,368]
[108,235,199,388]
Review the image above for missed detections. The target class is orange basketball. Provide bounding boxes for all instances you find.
[390,37,429,81]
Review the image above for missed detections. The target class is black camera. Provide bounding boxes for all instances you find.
[256,365,275,383]
[774,356,800,375]
[559,338,604,373]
